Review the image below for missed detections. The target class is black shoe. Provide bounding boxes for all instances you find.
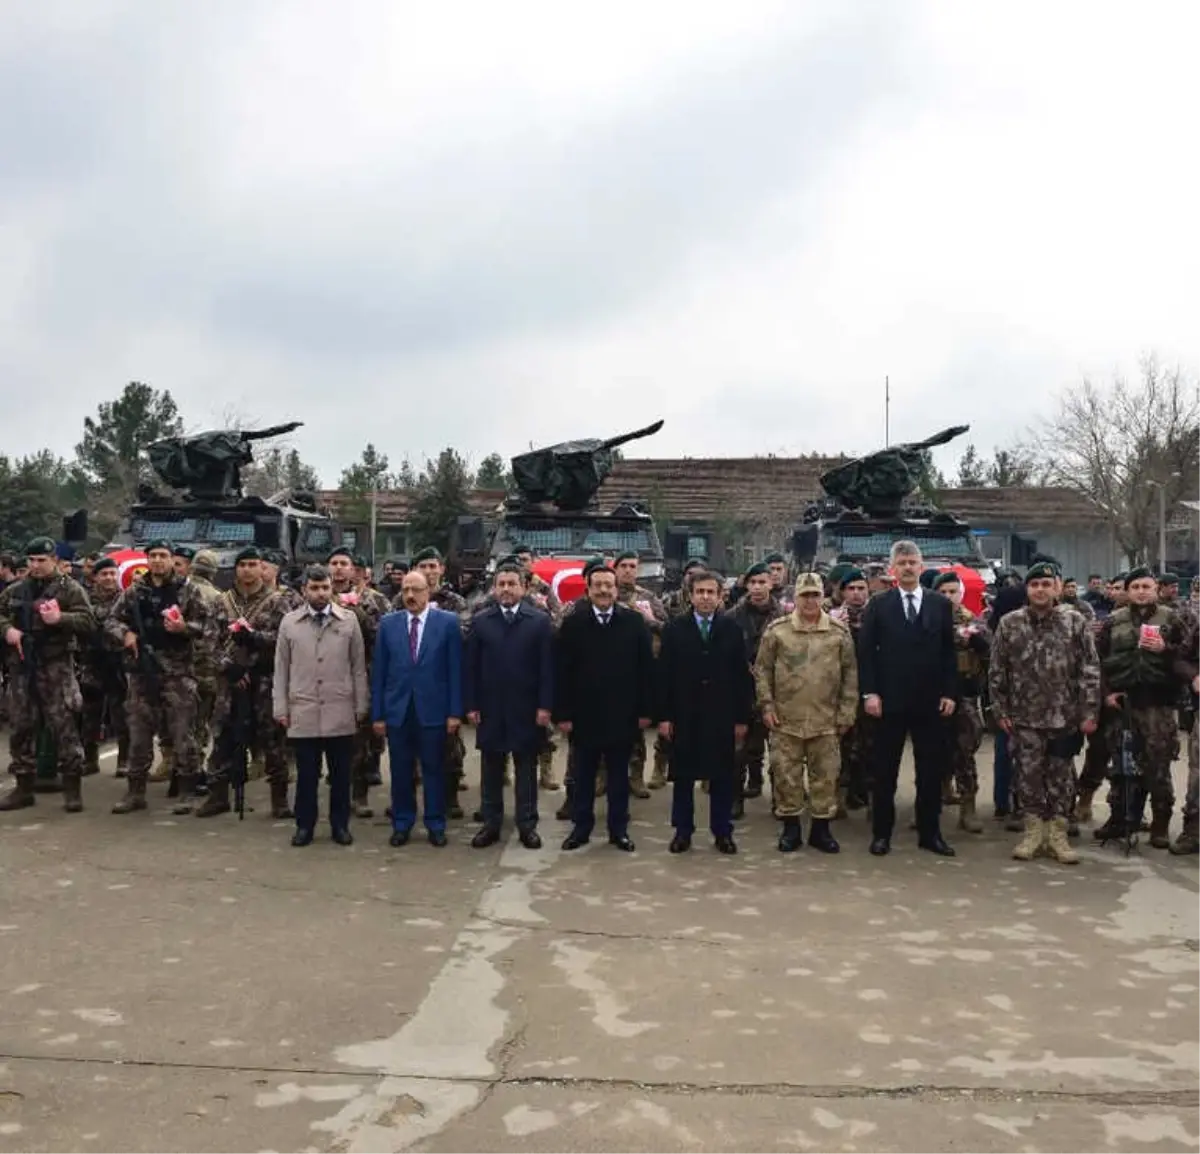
[448,803,464,820]
[562,832,590,851]
[291,828,314,847]
[428,830,448,847]
[331,828,353,846]
[518,829,542,850]
[731,798,745,821]
[777,818,803,853]
[869,837,891,856]
[919,834,956,857]
[808,818,840,854]
[714,835,738,855]
[669,834,692,854]
[472,827,501,848]
[389,830,410,847]
[609,834,636,852]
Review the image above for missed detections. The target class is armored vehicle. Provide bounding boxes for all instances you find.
[451,421,667,591]
[106,423,342,587]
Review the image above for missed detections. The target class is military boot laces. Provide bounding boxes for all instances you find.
[1046,817,1080,864]
[0,775,36,811]
[1011,817,1045,861]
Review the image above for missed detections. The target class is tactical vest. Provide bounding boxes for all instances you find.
[135,579,185,650]
[954,607,984,680]
[1102,606,1173,691]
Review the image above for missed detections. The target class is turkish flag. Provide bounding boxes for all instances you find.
[105,549,150,590]
[938,564,986,615]
[531,558,589,604]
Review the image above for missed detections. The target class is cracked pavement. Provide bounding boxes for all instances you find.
[0,738,1197,1152]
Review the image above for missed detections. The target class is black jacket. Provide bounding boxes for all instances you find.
[554,603,654,747]
[858,587,957,716]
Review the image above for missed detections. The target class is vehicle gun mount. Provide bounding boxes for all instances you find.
[147,422,303,501]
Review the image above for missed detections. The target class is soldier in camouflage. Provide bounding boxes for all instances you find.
[829,568,874,815]
[1169,609,1199,854]
[511,545,562,619]
[932,571,991,833]
[755,572,859,854]
[728,562,785,816]
[186,550,226,783]
[1060,577,1096,622]
[196,547,293,819]
[614,550,667,799]
[764,552,796,614]
[989,561,1101,864]
[78,556,127,777]
[106,539,214,815]
[0,537,95,813]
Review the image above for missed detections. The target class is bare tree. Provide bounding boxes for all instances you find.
[1026,355,1199,563]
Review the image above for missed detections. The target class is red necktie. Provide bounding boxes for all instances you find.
[409,614,420,661]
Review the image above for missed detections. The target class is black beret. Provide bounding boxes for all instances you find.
[932,571,960,590]
[1125,565,1154,585]
[919,568,939,589]
[614,551,639,564]
[1113,571,1128,583]
[1030,552,1060,567]
[839,567,867,588]
[496,553,522,568]
[509,542,531,554]
[683,557,708,572]
[763,552,786,565]
[352,554,368,568]
[326,546,353,563]
[263,549,287,566]
[582,558,610,582]
[172,545,195,560]
[412,546,444,565]
[234,546,262,564]
[1025,561,1058,582]
[744,561,770,579]
[1158,572,1180,586]
[55,542,75,561]
[91,557,117,574]
[1063,576,1076,584]
[144,538,172,555]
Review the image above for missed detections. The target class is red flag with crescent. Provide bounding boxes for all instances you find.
[531,558,589,604]
[105,549,150,590]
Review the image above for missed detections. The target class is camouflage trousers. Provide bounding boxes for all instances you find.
[209,676,287,786]
[126,673,197,783]
[5,660,85,779]
[1103,705,1177,816]
[1183,725,1198,823]
[351,717,375,803]
[80,679,127,747]
[1077,725,1111,795]
[771,731,840,820]
[944,699,983,797]
[838,710,875,801]
[191,675,218,761]
[1011,727,1075,820]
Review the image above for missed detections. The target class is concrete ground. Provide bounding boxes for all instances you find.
[0,735,1196,1154]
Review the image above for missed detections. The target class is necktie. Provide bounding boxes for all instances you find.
[504,608,515,626]
[905,593,917,623]
[699,617,711,642]
[600,612,611,626]
[409,614,420,660]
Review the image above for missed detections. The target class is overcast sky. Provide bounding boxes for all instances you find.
[3,0,1197,486]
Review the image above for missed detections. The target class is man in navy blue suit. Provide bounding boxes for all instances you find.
[463,562,554,849]
[372,571,463,847]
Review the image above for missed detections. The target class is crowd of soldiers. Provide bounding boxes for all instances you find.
[0,534,1197,861]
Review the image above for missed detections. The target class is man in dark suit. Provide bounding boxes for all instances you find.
[554,560,654,852]
[658,569,753,854]
[463,562,554,850]
[858,541,958,856]
[371,571,463,848]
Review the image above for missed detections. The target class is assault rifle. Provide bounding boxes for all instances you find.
[227,675,254,821]
[125,590,165,698]
[1099,700,1142,856]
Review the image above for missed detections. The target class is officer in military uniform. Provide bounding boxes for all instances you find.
[106,539,213,815]
[196,546,293,819]
[187,550,226,775]
[829,568,873,814]
[78,556,127,777]
[989,561,1101,864]
[0,536,95,812]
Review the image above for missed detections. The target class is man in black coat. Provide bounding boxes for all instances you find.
[463,562,554,850]
[858,541,958,857]
[658,569,753,854]
[554,561,654,852]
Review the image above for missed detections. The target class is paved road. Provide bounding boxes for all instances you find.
[0,737,1196,1153]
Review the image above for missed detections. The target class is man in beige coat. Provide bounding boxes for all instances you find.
[273,565,368,846]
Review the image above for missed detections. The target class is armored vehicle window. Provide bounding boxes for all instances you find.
[207,519,256,544]
[823,529,978,559]
[301,522,334,553]
[131,516,199,541]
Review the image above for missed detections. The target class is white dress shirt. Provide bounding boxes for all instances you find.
[593,606,613,626]
[900,584,924,618]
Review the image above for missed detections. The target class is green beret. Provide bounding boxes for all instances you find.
[1125,565,1153,586]
[615,550,639,564]
[172,545,195,560]
[1025,561,1058,582]
[839,567,866,589]
[144,538,172,555]
[932,571,960,591]
[352,554,368,568]
[234,546,262,564]
[91,557,117,574]
[582,558,610,582]
[326,546,353,563]
[763,552,785,565]
[412,546,444,565]
[744,561,770,579]
[1158,572,1180,586]
[509,542,531,555]
[23,536,55,558]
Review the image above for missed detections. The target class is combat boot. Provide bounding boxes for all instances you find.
[171,775,198,816]
[194,780,231,818]
[83,741,101,777]
[808,818,839,854]
[62,773,83,813]
[629,768,650,800]
[1149,810,1172,850]
[958,793,984,833]
[743,767,763,799]
[111,778,147,814]
[1075,788,1095,825]
[1169,819,1199,855]
[269,780,294,820]
[1011,816,1045,861]
[0,774,36,810]
[1046,817,1080,864]
[777,817,803,853]
[539,750,560,791]
[115,736,129,775]
[354,793,374,820]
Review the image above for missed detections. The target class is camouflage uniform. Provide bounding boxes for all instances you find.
[1062,594,1095,622]
[0,574,94,810]
[617,584,667,793]
[754,611,858,821]
[945,603,991,818]
[78,584,127,776]
[106,574,214,813]
[989,605,1100,860]
[829,601,874,809]
[340,584,392,815]
[729,595,786,801]
[186,573,226,765]
[432,586,469,805]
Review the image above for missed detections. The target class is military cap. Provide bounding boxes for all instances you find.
[91,556,117,574]
[1124,565,1154,586]
[412,546,444,565]
[827,562,852,584]
[192,550,219,577]
[509,542,532,555]
[55,541,75,561]
[582,557,611,582]
[614,550,639,564]
[839,567,867,589]
[1025,561,1058,582]
[795,571,824,596]
[326,546,354,563]
[496,553,522,569]
[919,568,940,589]
[932,571,960,591]
[352,554,368,568]
[234,546,262,564]
[683,557,708,572]
[763,551,786,565]
[744,561,770,579]
[144,538,173,555]
[264,549,287,566]
[172,545,195,560]
[1158,571,1180,587]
